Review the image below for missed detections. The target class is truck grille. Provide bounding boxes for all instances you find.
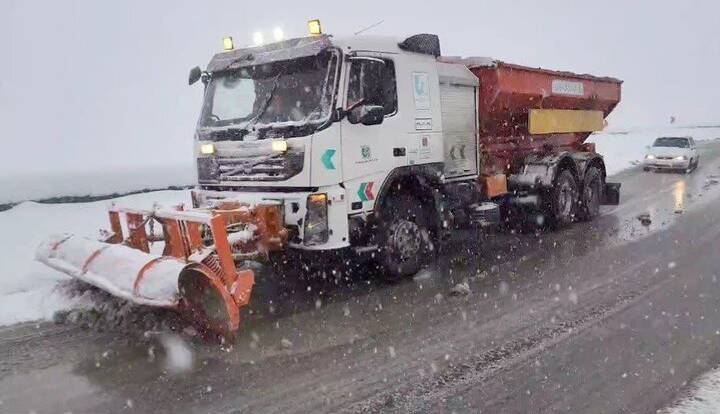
[200,150,304,182]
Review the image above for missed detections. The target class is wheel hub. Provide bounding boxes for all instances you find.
[390,220,422,260]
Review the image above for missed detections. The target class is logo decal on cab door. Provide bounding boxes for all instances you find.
[357,182,375,202]
[361,145,371,160]
[356,146,377,164]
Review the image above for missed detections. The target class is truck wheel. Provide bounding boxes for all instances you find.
[378,196,435,280]
[578,166,603,221]
[548,169,579,227]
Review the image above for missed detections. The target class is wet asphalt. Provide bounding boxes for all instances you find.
[1,140,720,413]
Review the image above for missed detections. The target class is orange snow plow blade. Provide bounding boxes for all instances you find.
[36,201,287,336]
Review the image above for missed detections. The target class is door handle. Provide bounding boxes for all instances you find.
[393,147,406,157]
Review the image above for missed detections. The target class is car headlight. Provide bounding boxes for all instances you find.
[304,193,328,245]
[645,154,655,160]
[674,155,687,161]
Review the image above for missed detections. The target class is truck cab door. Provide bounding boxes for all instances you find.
[340,55,401,212]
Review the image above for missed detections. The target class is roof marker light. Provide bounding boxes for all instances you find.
[307,19,322,36]
[223,36,234,51]
[253,31,264,46]
[273,27,284,42]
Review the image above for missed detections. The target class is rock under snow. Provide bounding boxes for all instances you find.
[450,282,471,296]
[637,213,652,226]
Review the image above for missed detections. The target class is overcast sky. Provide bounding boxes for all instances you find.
[2,0,719,174]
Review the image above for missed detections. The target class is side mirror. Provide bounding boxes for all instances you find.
[188,66,202,86]
[645,145,651,150]
[347,105,384,126]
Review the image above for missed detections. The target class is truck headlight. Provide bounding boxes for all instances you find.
[645,154,655,160]
[200,143,215,155]
[304,193,328,245]
[271,139,288,152]
[674,155,687,161]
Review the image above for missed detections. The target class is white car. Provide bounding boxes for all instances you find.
[643,136,699,173]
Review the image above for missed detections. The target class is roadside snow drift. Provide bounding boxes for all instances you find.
[0,165,194,206]
[661,367,720,414]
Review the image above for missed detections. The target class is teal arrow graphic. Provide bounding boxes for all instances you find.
[357,182,368,202]
[321,149,336,170]
[357,182,374,202]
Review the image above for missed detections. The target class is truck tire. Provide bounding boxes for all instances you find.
[578,166,603,221]
[378,195,434,280]
[547,169,579,227]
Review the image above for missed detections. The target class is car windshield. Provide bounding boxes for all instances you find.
[198,50,338,135]
[653,137,690,148]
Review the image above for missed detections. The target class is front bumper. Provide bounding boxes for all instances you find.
[191,185,350,250]
[643,158,690,170]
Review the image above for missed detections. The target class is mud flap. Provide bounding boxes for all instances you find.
[602,182,621,205]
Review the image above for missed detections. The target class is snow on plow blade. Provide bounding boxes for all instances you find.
[37,233,185,307]
[35,201,287,336]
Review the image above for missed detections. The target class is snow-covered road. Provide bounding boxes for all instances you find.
[1,138,720,413]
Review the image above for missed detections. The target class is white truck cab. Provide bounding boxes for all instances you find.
[190,33,489,276]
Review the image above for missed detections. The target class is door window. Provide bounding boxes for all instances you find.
[347,58,397,116]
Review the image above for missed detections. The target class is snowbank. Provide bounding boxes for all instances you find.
[0,190,190,326]
[0,165,194,205]
[589,126,720,175]
[660,366,720,414]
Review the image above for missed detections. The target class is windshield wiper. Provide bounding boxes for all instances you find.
[243,73,282,135]
[198,126,251,142]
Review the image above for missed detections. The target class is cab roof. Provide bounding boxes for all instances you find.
[207,34,441,72]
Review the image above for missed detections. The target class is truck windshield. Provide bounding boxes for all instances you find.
[653,137,689,148]
[198,50,338,138]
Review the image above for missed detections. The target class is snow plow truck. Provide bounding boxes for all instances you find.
[37,23,622,337]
